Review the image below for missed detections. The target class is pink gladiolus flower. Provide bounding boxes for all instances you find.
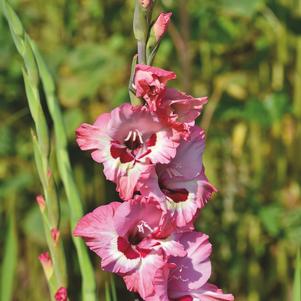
[74,196,186,299]
[51,228,60,244]
[139,126,216,227]
[38,252,53,280]
[74,3,232,299]
[158,88,208,138]
[36,195,45,212]
[146,232,234,301]
[134,64,176,111]
[153,12,172,42]
[76,103,180,200]
[55,287,68,301]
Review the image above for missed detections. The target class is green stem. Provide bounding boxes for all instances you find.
[1,0,69,298]
[137,40,146,64]
[0,197,18,301]
[31,41,97,301]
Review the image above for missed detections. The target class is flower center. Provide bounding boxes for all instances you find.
[161,187,189,203]
[149,84,160,95]
[124,129,143,150]
[128,220,153,245]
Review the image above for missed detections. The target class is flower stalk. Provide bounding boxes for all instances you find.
[74,3,234,300]
[1,1,96,300]
[1,2,68,298]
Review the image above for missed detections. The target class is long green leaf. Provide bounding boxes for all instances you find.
[105,282,112,301]
[1,0,68,299]
[2,2,97,300]
[293,249,301,301]
[0,201,18,301]
[30,36,97,301]
[110,275,117,301]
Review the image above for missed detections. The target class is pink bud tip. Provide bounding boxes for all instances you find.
[38,252,52,265]
[36,195,45,211]
[55,287,68,301]
[51,228,60,244]
[140,0,152,8]
[153,12,172,42]
[38,252,53,279]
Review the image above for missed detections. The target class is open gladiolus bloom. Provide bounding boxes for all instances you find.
[138,126,216,228]
[74,3,234,300]
[76,103,180,200]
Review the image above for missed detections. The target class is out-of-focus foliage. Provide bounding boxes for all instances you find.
[293,250,301,301]
[0,0,301,300]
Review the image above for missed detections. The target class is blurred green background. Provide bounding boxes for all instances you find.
[1,0,301,300]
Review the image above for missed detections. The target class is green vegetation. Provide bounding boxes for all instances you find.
[0,0,300,300]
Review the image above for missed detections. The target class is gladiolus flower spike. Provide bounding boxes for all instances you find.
[74,3,234,301]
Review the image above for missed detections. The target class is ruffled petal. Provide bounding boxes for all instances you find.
[189,283,235,301]
[139,236,186,258]
[170,283,234,301]
[163,88,207,124]
[168,232,212,293]
[73,203,141,274]
[158,126,205,181]
[147,129,180,164]
[123,250,166,299]
[113,196,163,238]
[163,174,216,227]
[145,265,170,301]
[135,64,176,85]
[117,163,154,200]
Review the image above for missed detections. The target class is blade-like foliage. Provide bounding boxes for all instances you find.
[293,249,301,301]
[0,204,18,301]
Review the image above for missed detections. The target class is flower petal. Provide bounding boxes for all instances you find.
[123,250,166,299]
[189,283,234,301]
[73,202,141,274]
[158,126,205,181]
[163,174,216,227]
[168,232,212,293]
[113,196,164,238]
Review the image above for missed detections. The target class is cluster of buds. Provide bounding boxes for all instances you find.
[36,195,64,299]
[39,251,67,300]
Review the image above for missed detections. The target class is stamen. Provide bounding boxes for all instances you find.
[124,130,133,142]
[137,221,153,234]
[124,129,143,150]
[132,130,137,142]
[137,131,143,144]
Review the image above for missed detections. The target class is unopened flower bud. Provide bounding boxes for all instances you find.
[51,228,60,245]
[140,0,152,9]
[38,252,53,280]
[36,195,46,212]
[55,287,68,301]
[153,12,172,42]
